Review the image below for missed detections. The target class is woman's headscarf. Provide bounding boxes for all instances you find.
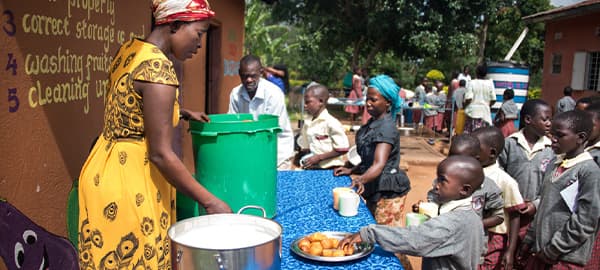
[152,0,215,25]
[368,74,402,120]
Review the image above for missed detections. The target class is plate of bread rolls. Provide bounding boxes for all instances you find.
[290,231,374,262]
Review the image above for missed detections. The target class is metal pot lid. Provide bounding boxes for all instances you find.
[168,214,282,250]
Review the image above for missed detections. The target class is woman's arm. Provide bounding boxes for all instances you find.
[352,142,391,194]
[265,66,285,78]
[138,81,231,214]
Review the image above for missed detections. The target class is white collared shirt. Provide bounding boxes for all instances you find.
[228,78,294,166]
[509,130,552,160]
[439,196,474,215]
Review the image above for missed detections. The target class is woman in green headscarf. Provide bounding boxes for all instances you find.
[334,74,411,226]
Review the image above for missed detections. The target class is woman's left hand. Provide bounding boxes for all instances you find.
[350,178,365,195]
[180,108,210,122]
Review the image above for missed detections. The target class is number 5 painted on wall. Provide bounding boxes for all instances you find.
[3,10,16,36]
[8,88,19,113]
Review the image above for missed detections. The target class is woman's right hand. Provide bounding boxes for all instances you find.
[333,167,352,176]
[202,197,232,214]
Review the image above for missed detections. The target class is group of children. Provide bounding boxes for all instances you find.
[295,79,600,269]
[340,97,600,269]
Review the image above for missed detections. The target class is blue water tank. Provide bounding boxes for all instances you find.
[486,61,530,128]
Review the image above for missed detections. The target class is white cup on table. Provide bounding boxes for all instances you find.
[338,190,360,217]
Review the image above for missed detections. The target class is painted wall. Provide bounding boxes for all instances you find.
[541,11,600,106]
[0,0,244,268]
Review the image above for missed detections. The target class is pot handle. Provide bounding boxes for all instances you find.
[237,205,266,217]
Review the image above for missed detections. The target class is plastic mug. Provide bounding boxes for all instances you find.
[338,191,360,217]
[332,187,353,210]
[418,202,439,218]
[405,213,429,227]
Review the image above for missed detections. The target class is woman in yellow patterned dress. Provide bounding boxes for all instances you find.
[77,1,231,269]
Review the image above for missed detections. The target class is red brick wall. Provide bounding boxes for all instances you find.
[541,11,600,109]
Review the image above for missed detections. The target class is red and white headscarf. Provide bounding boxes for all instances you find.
[152,0,215,25]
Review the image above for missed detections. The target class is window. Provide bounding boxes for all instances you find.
[571,51,600,91]
[552,53,562,74]
[588,52,600,91]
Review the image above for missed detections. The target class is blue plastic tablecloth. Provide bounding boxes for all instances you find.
[276,170,403,269]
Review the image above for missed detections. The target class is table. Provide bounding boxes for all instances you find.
[275,170,403,269]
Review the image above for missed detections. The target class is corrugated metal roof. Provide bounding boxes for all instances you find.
[523,0,600,23]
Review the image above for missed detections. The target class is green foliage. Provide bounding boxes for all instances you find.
[426,69,446,81]
[528,87,542,99]
[244,0,552,91]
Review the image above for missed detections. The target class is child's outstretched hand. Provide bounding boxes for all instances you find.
[412,200,424,213]
[337,232,362,250]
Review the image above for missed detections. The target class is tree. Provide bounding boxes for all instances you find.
[270,1,426,72]
[244,0,552,88]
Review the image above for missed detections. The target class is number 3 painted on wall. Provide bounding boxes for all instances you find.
[3,10,16,36]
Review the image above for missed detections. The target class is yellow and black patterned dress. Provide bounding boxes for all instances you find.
[78,39,179,270]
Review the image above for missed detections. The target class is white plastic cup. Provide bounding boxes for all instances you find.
[405,213,429,227]
[332,187,353,210]
[338,191,360,217]
[418,202,439,218]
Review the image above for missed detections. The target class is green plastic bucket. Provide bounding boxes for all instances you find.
[186,113,281,218]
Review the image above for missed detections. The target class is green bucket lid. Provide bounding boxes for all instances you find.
[190,114,281,136]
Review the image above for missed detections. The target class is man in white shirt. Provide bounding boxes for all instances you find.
[228,55,295,169]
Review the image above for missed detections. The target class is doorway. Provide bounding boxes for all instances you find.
[205,22,222,114]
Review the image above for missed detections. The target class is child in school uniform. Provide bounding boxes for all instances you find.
[517,110,600,269]
[584,102,600,166]
[583,102,600,270]
[494,88,519,137]
[434,80,447,133]
[423,135,504,226]
[472,127,526,270]
[424,85,438,132]
[339,155,486,269]
[498,99,554,243]
[418,134,504,266]
[296,84,350,169]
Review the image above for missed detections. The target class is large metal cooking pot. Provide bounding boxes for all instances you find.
[168,206,282,270]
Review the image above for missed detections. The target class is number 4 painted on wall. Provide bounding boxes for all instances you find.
[6,53,16,75]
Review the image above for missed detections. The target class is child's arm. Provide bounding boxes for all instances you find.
[494,109,505,125]
[541,169,600,262]
[302,150,346,168]
[483,181,505,229]
[482,215,503,229]
[504,210,520,269]
[355,211,483,258]
[354,142,390,186]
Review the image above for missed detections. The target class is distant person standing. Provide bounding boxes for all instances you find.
[263,64,289,94]
[229,55,295,170]
[453,79,467,134]
[494,88,519,137]
[434,80,446,133]
[464,64,496,134]
[555,86,576,114]
[412,77,429,125]
[458,65,472,85]
[345,67,365,129]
